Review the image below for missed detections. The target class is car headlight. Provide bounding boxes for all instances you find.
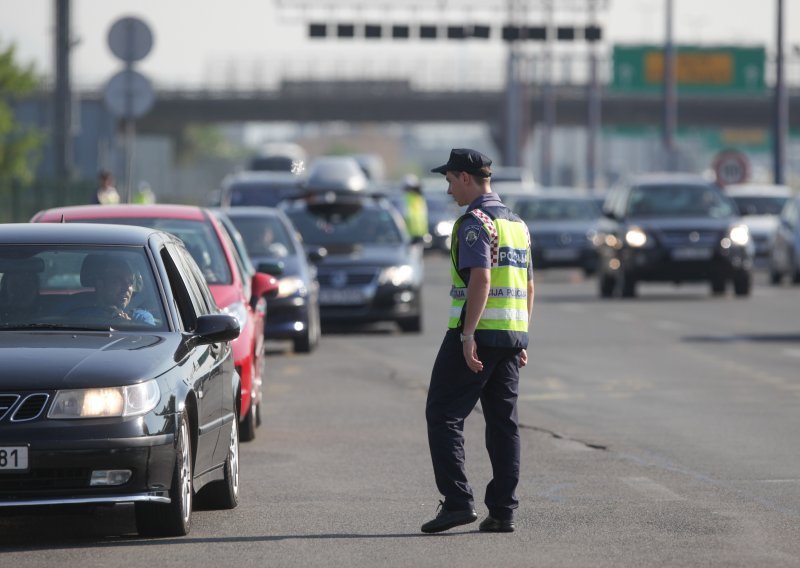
[434,220,454,237]
[48,380,160,419]
[625,227,649,248]
[222,301,248,328]
[727,224,750,247]
[277,276,305,299]
[379,264,415,286]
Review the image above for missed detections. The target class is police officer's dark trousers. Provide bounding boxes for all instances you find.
[426,328,521,520]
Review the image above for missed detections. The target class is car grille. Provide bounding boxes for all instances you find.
[659,229,720,247]
[0,468,91,492]
[0,392,50,422]
[317,268,378,287]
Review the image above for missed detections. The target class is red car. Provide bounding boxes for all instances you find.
[31,204,277,441]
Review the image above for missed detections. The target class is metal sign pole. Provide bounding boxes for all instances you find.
[773,0,787,185]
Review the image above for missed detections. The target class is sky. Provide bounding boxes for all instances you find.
[0,0,797,90]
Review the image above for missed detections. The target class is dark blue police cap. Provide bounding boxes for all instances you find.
[431,148,492,178]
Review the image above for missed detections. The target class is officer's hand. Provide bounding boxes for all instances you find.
[463,340,483,373]
[519,349,528,367]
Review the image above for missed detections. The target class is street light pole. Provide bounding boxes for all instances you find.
[54,0,73,189]
[773,0,787,185]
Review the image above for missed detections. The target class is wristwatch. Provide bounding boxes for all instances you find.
[460,333,474,343]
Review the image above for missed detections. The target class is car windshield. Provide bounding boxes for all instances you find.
[286,204,403,246]
[226,181,301,207]
[230,216,297,259]
[76,218,232,285]
[731,196,788,216]
[627,184,736,218]
[515,198,600,221]
[0,245,168,331]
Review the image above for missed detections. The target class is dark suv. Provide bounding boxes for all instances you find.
[595,174,754,298]
[282,191,423,332]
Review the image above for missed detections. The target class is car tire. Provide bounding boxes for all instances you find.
[399,314,422,333]
[293,304,321,354]
[620,271,637,298]
[769,266,783,285]
[733,271,752,297]
[599,273,615,298]
[197,417,239,510]
[710,276,727,296]
[136,411,193,537]
[240,393,257,442]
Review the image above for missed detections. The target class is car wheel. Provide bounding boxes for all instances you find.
[398,314,422,333]
[792,255,800,284]
[294,304,320,353]
[136,411,193,537]
[733,271,752,297]
[599,272,615,298]
[769,265,783,285]
[197,417,240,509]
[710,276,727,296]
[620,271,637,298]
[240,393,257,442]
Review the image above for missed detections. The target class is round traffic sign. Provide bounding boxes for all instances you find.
[712,150,750,187]
[103,69,155,119]
[108,17,153,63]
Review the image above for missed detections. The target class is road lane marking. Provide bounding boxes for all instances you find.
[621,476,685,501]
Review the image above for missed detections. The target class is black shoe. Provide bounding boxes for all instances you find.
[421,501,478,533]
[479,516,515,533]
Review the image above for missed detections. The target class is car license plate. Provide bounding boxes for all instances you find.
[672,247,713,260]
[542,248,580,261]
[319,289,368,305]
[0,446,28,471]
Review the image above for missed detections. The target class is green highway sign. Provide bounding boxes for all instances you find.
[612,45,766,95]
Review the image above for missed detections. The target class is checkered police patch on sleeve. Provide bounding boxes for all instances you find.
[465,227,479,247]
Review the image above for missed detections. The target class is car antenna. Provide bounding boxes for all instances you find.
[60,214,66,223]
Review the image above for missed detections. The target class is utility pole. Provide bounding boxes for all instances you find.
[773,0,787,185]
[662,0,677,172]
[540,0,555,186]
[586,0,601,190]
[54,0,73,188]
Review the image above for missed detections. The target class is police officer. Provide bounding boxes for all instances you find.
[421,148,534,534]
[402,174,429,244]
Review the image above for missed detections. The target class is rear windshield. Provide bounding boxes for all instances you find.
[627,184,736,218]
[225,182,301,207]
[76,218,232,285]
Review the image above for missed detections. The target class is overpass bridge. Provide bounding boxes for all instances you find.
[126,81,800,135]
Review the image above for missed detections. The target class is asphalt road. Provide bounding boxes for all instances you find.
[2,254,799,566]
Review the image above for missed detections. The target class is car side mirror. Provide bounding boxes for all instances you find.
[251,272,279,309]
[193,314,240,345]
[258,260,285,276]
[603,210,616,220]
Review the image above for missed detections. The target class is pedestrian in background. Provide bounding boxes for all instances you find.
[422,148,534,534]
[92,170,120,205]
[402,174,429,244]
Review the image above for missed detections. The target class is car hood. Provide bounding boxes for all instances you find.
[309,243,411,267]
[0,332,180,390]
[628,217,734,232]
[528,220,597,234]
[740,215,779,236]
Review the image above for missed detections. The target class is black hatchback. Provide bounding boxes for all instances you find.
[595,174,754,298]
